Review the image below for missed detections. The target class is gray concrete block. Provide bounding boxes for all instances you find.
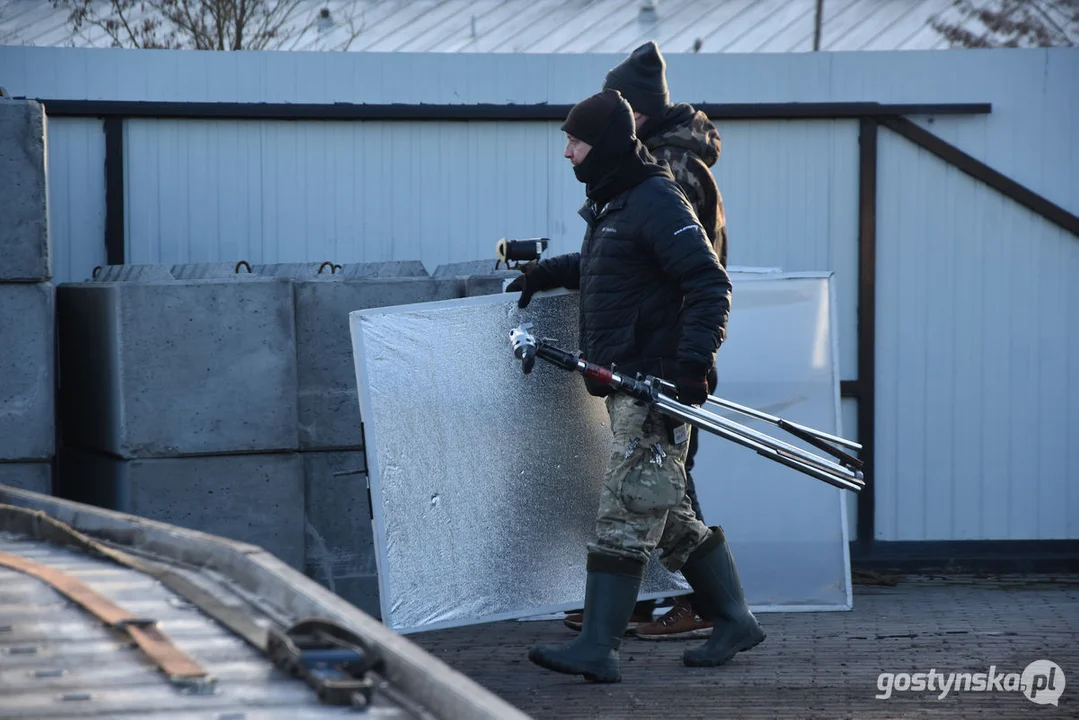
[0,282,55,461]
[293,277,460,450]
[302,451,378,613]
[171,262,250,279]
[0,462,52,495]
[168,263,268,281]
[329,575,382,619]
[338,261,429,279]
[57,277,299,458]
[252,262,333,278]
[89,264,175,282]
[0,100,50,281]
[464,275,514,297]
[58,447,305,570]
[433,260,517,278]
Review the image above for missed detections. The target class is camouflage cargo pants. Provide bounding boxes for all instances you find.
[587,393,713,571]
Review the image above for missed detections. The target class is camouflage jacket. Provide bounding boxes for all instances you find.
[641,104,727,268]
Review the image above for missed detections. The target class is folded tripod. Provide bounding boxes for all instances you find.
[509,323,865,494]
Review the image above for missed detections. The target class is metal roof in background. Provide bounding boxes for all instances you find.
[0,0,1005,54]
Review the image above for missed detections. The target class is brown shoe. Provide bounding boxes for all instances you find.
[632,596,713,640]
[563,608,654,633]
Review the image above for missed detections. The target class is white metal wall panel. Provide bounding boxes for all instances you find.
[124,118,573,270]
[875,128,1079,541]
[3,47,1072,218]
[45,117,106,284]
[121,115,861,376]
[824,49,1077,215]
[712,119,860,382]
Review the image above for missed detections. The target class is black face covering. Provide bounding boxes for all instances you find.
[573,118,670,207]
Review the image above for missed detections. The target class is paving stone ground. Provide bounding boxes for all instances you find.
[409,574,1079,719]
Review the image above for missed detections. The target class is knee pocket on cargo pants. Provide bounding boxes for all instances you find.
[615,450,686,516]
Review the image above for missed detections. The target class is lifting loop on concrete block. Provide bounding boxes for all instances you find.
[92,265,102,279]
[0,548,216,692]
[234,260,252,274]
[317,261,342,274]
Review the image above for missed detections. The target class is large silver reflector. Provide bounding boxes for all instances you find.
[350,290,687,634]
[350,271,852,633]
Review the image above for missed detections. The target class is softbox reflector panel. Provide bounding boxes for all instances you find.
[689,272,853,611]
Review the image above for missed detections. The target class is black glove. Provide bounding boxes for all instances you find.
[504,265,552,309]
[675,363,710,406]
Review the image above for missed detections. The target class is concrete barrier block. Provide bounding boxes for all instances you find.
[57,277,299,458]
[168,263,268,281]
[433,260,517,278]
[171,262,250,280]
[294,277,459,450]
[331,574,381,619]
[302,451,378,614]
[89,264,175,282]
[252,262,331,278]
[58,448,305,570]
[338,261,429,278]
[0,462,52,494]
[0,100,50,281]
[0,282,54,461]
[464,275,514,297]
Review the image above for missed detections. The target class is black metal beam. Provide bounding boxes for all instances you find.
[880,116,1079,239]
[850,539,1079,575]
[31,99,992,122]
[856,118,878,544]
[103,117,124,266]
[840,380,859,398]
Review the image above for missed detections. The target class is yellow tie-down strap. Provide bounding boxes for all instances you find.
[0,549,213,689]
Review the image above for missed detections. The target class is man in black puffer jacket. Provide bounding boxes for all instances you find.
[508,90,765,683]
[603,38,727,642]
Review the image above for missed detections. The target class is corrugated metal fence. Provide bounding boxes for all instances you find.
[1,45,1075,544]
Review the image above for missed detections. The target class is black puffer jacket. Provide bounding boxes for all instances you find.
[537,174,732,396]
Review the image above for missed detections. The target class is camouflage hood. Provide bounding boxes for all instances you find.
[640,103,721,168]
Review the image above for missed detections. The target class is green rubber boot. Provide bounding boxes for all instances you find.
[681,527,766,667]
[528,553,645,683]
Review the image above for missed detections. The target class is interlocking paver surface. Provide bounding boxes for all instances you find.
[410,574,1079,719]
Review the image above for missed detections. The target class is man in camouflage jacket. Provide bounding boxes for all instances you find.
[606,41,727,269]
[601,39,730,641]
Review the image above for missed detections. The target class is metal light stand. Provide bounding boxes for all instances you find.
[509,323,865,494]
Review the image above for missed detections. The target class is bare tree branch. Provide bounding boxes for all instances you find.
[0,1,22,46]
[50,0,364,51]
[930,0,1078,47]
[338,0,366,51]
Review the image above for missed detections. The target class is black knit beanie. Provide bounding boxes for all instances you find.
[602,40,670,119]
[561,89,634,148]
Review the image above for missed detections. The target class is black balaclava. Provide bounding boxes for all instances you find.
[561,89,670,206]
